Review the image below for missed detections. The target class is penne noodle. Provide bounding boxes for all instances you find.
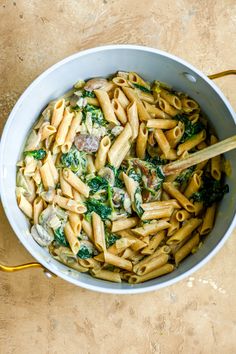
[17,193,33,219]
[111,217,139,233]
[108,123,132,165]
[158,98,179,117]
[184,173,201,199]
[116,230,147,251]
[40,124,56,141]
[78,258,101,269]
[177,130,206,156]
[167,210,180,236]
[175,209,191,222]
[134,253,169,275]
[128,263,174,284]
[147,119,177,130]
[54,195,86,214]
[87,155,96,174]
[141,206,174,220]
[81,219,93,241]
[167,218,202,244]
[44,151,59,184]
[95,136,111,171]
[103,252,132,271]
[91,269,122,283]
[141,230,166,255]
[181,97,199,113]
[92,212,106,252]
[127,101,139,140]
[193,201,204,216]
[111,98,127,124]
[163,182,195,213]
[154,129,171,157]
[136,122,148,159]
[64,221,80,255]
[61,111,82,153]
[112,76,129,87]
[94,89,120,125]
[59,169,73,198]
[160,88,182,109]
[33,197,43,225]
[135,89,155,104]
[51,99,65,128]
[200,203,216,235]
[62,168,90,197]
[68,211,82,235]
[40,161,55,190]
[175,233,200,265]
[113,87,130,109]
[55,107,74,146]
[141,199,181,211]
[122,87,151,121]
[132,220,170,237]
[142,101,168,118]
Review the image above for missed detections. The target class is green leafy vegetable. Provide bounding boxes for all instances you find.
[82,104,107,126]
[105,232,120,248]
[175,166,195,185]
[175,114,205,143]
[61,147,87,174]
[77,244,93,259]
[24,149,46,160]
[88,176,108,194]
[133,83,151,93]
[191,174,229,207]
[107,164,125,188]
[133,187,144,217]
[85,198,112,220]
[54,227,69,247]
[82,90,96,98]
[128,168,142,182]
[107,184,114,211]
[146,154,168,166]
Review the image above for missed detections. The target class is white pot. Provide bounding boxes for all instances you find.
[1,45,235,294]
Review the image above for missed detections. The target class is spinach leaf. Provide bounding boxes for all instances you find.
[77,244,93,259]
[106,164,125,188]
[133,187,144,217]
[82,104,107,126]
[175,114,205,143]
[105,232,120,248]
[88,176,108,194]
[82,90,96,98]
[133,83,151,93]
[85,198,112,220]
[24,149,46,160]
[146,154,168,166]
[191,174,229,207]
[61,147,87,173]
[107,184,114,211]
[128,168,142,182]
[54,227,69,247]
[175,166,195,185]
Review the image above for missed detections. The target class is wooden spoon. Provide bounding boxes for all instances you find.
[162,135,236,176]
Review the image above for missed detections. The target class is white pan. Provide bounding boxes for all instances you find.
[0,45,235,294]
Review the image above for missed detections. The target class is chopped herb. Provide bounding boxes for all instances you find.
[133,83,151,93]
[61,147,87,174]
[174,114,205,143]
[105,231,120,248]
[88,176,108,194]
[24,149,46,160]
[191,174,229,207]
[77,244,93,259]
[85,198,112,220]
[54,227,69,247]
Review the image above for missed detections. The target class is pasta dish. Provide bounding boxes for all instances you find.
[15,71,228,283]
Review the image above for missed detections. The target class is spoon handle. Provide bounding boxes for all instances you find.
[162,135,236,176]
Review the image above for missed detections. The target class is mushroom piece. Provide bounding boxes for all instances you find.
[98,166,115,186]
[74,133,100,153]
[84,78,109,92]
[31,224,54,247]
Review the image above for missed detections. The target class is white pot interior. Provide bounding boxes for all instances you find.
[1,46,236,293]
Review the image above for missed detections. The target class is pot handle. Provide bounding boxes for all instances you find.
[0,261,56,278]
[208,69,236,79]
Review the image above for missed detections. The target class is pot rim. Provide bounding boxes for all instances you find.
[1,44,236,294]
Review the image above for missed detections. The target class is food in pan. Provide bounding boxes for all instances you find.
[16,71,228,283]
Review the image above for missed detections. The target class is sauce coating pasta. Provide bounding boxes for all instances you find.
[16,72,229,283]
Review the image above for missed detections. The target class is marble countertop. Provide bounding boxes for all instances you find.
[0,1,236,353]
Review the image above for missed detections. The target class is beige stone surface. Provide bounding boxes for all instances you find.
[0,1,236,353]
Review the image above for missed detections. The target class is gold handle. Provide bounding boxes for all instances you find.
[208,70,236,80]
[0,261,56,277]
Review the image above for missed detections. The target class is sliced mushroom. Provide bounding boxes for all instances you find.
[84,78,108,92]
[98,166,115,185]
[74,133,100,153]
[31,224,54,247]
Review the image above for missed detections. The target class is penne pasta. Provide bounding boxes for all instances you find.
[54,195,86,214]
[147,119,177,130]
[94,89,120,125]
[200,203,216,235]
[163,182,195,213]
[62,168,90,197]
[127,101,139,140]
[128,263,174,284]
[167,218,202,244]
[64,221,80,255]
[111,217,139,233]
[55,107,74,146]
[132,220,170,237]
[154,129,171,157]
[175,233,200,265]
[51,99,65,128]
[95,136,111,171]
[136,122,148,159]
[61,111,82,153]
[92,212,106,252]
[111,98,127,124]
